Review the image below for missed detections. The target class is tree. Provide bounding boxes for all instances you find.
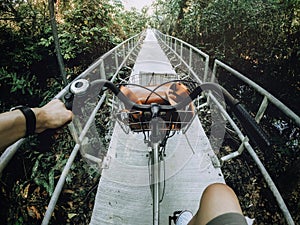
[48,0,67,85]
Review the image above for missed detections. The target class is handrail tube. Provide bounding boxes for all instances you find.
[244,141,295,225]
[0,32,144,174]
[154,30,209,66]
[41,143,81,225]
[110,40,142,82]
[0,139,24,175]
[71,32,143,83]
[155,34,203,84]
[213,60,300,127]
[42,94,107,225]
[54,33,143,100]
[0,30,142,225]
[154,30,209,81]
[54,33,144,100]
[208,94,295,225]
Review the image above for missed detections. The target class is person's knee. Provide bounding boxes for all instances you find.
[189,183,243,225]
[201,183,242,213]
[204,183,234,197]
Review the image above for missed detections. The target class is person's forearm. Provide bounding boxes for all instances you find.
[0,100,73,152]
[0,109,27,151]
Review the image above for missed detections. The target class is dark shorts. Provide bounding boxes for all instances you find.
[207,212,248,225]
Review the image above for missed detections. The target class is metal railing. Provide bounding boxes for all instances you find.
[154,29,209,84]
[42,31,146,225]
[153,30,297,225]
[0,30,146,224]
[209,60,299,225]
[1,29,298,225]
[212,59,300,127]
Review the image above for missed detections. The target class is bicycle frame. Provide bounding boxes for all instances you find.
[149,104,164,225]
[151,141,161,225]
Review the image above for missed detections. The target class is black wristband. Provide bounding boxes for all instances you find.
[11,106,36,136]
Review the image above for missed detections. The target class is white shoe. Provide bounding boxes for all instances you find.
[175,210,193,225]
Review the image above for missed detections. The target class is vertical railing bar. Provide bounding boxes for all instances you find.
[155,33,202,83]
[115,50,119,72]
[255,96,269,123]
[180,42,183,58]
[189,47,192,68]
[99,59,106,80]
[174,39,177,53]
[211,60,218,82]
[203,55,209,82]
[123,45,126,64]
[111,40,141,82]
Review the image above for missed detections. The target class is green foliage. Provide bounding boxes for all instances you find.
[0,68,37,95]
[31,152,66,196]
[0,0,149,110]
[155,0,299,62]
[153,0,300,111]
[151,1,300,223]
[0,0,150,224]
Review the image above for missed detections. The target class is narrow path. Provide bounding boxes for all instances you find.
[89,29,224,225]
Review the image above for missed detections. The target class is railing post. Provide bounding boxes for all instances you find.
[174,39,177,53]
[189,48,193,68]
[255,96,269,123]
[115,50,119,71]
[180,42,183,58]
[211,60,218,82]
[123,45,126,62]
[99,59,106,79]
[203,56,209,82]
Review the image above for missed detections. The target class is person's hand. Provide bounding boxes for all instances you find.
[33,99,73,133]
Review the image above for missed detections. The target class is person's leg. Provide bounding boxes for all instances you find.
[188,183,244,225]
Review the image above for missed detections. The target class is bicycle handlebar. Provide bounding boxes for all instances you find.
[66,79,270,148]
[89,79,203,112]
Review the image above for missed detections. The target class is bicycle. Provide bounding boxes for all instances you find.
[65,78,270,225]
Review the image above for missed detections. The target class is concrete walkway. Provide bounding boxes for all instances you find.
[89,29,224,225]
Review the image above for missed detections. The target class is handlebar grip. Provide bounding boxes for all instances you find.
[64,92,74,110]
[37,93,74,142]
[232,103,271,148]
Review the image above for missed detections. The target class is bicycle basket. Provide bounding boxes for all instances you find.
[116,82,195,132]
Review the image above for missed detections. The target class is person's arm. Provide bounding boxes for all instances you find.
[0,99,73,151]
